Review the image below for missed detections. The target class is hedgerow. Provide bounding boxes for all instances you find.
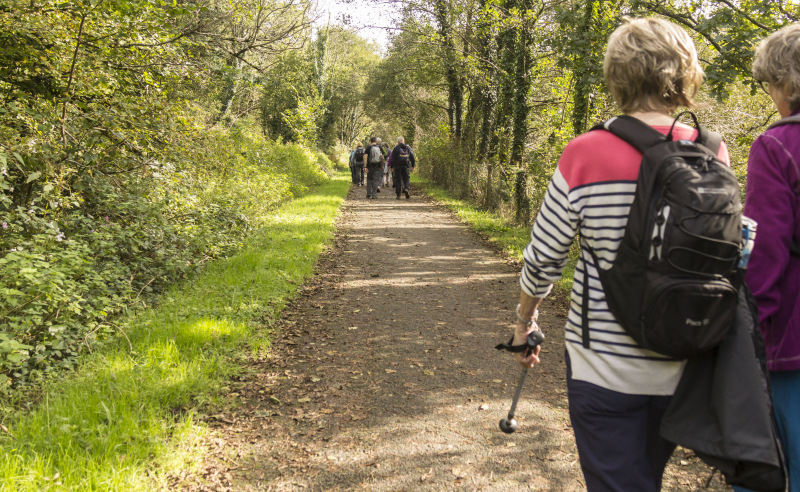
[0,127,332,388]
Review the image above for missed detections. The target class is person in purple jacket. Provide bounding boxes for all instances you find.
[389,137,416,199]
[740,23,800,492]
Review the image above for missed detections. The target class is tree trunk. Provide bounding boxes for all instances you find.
[571,0,597,134]
[515,169,530,224]
[490,0,518,204]
[510,0,533,168]
[434,0,463,143]
[217,57,242,123]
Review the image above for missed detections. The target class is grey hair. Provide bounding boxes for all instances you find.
[397,137,405,144]
[376,137,382,143]
[753,23,800,112]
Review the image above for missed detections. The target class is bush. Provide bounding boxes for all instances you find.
[0,128,332,387]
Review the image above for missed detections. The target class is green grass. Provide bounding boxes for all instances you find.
[0,173,351,491]
[412,174,577,293]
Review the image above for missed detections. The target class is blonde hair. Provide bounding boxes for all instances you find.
[604,17,704,113]
[753,23,800,112]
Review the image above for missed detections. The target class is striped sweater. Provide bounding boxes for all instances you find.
[521,124,730,395]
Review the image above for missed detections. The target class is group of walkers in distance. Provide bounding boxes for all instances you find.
[349,136,416,200]
[505,17,800,492]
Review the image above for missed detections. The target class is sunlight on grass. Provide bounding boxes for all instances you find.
[0,173,351,490]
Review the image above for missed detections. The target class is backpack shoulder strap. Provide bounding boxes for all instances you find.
[695,126,722,156]
[591,115,666,154]
[593,115,723,156]
[767,113,800,130]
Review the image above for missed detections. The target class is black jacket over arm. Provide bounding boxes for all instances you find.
[660,285,786,492]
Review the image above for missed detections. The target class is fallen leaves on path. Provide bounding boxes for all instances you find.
[173,185,731,492]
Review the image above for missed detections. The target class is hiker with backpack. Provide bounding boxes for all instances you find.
[348,148,355,184]
[350,142,365,186]
[381,142,392,188]
[506,18,745,491]
[733,24,800,492]
[376,138,388,157]
[376,138,390,191]
[389,137,415,199]
[363,136,385,199]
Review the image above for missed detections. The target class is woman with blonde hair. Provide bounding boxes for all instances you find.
[507,17,730,491]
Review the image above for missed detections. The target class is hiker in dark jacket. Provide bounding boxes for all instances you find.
[388,137,415,199]
[363,137,384,199]
[350,142,364,185]
[735,23,800,492]
[508,18,731,491]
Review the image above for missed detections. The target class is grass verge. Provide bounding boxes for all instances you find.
[0,173,351,491]
[412,174,577,294]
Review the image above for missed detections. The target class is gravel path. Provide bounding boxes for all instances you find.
[188,183,731,492]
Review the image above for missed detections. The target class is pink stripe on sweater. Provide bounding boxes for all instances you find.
[558,126,728,190]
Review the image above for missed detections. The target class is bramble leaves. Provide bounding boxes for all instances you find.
[0,0,334,386]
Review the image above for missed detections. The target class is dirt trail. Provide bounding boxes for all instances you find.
[189,184,731,491]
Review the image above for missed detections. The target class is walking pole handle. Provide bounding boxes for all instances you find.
[526,330,545,350]
[495,329,545,354]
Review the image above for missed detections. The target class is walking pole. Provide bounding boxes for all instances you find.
[495,330,545,434]
[499,366,528,433]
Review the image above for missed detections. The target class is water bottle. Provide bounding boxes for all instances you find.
[739,216,758,269]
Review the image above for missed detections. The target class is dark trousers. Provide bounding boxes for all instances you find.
[350,165,360,184]
[567,352,676,492]
[394,165,411,195]
[366,166,381,196]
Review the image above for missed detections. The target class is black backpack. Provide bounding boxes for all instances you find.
[583,112,743,358]
[353,147,365,165]
[396,144,411,164]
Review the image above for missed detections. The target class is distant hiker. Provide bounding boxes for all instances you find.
[507,18,744,491]
[361,157,367,186]
[350,142,365,186]
[375,138,389,193]
[350,142,364,186]
[381,142,392,188]
[734,23,800,492]
[364,136,385,199]
[349,148,355,183]
[389,137,415,199]
[376,137,386,154]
